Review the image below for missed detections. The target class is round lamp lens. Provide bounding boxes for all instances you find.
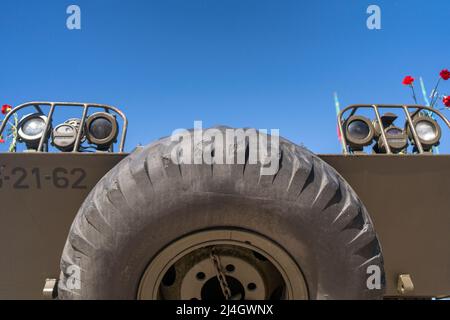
[89,117,113,140]
[52,123,78,151]
[386,127,403,136]
[22,117,46,137]
[60,125,75,134]
[348,120,370,140]
[415,121,437,142]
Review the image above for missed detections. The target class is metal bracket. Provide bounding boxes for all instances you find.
[43,278,58,300]
[397,274,414,295]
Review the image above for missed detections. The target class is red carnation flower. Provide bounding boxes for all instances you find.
[0,138,5,143]
[1,104,12,115]
[443,96,450,107]
[402,76,415,85]
[440,69,450,81]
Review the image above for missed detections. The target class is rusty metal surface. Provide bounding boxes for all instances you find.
[0,153,449,299]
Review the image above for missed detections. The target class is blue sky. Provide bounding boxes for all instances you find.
[0,0,449,153]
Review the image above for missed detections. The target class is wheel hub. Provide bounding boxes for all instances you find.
[138,230,308,300]
[171,246,268,300]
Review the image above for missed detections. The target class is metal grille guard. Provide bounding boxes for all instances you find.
[338,104,449,154]
[0,101,128,152]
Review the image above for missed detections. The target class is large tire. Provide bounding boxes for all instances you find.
[58,127,385,300]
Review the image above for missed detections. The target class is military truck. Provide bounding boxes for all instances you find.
[0,101,448,300]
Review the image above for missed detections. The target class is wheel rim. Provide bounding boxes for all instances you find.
[138,229,308,300]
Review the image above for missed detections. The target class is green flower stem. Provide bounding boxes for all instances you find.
[410,84,418,104]
[430,78,441,107]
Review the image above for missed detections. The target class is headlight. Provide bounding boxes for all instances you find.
[18,114,50,150]
[344,115,374,152]
[377,126,408,153]
[415,121,438,141]
[407,115,441,151]
[85,112,118,150]
[371,113,408,154]
[348,120,370,140]
[52,119,84,152]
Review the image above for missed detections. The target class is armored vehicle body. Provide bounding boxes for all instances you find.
[0,102,448,300]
